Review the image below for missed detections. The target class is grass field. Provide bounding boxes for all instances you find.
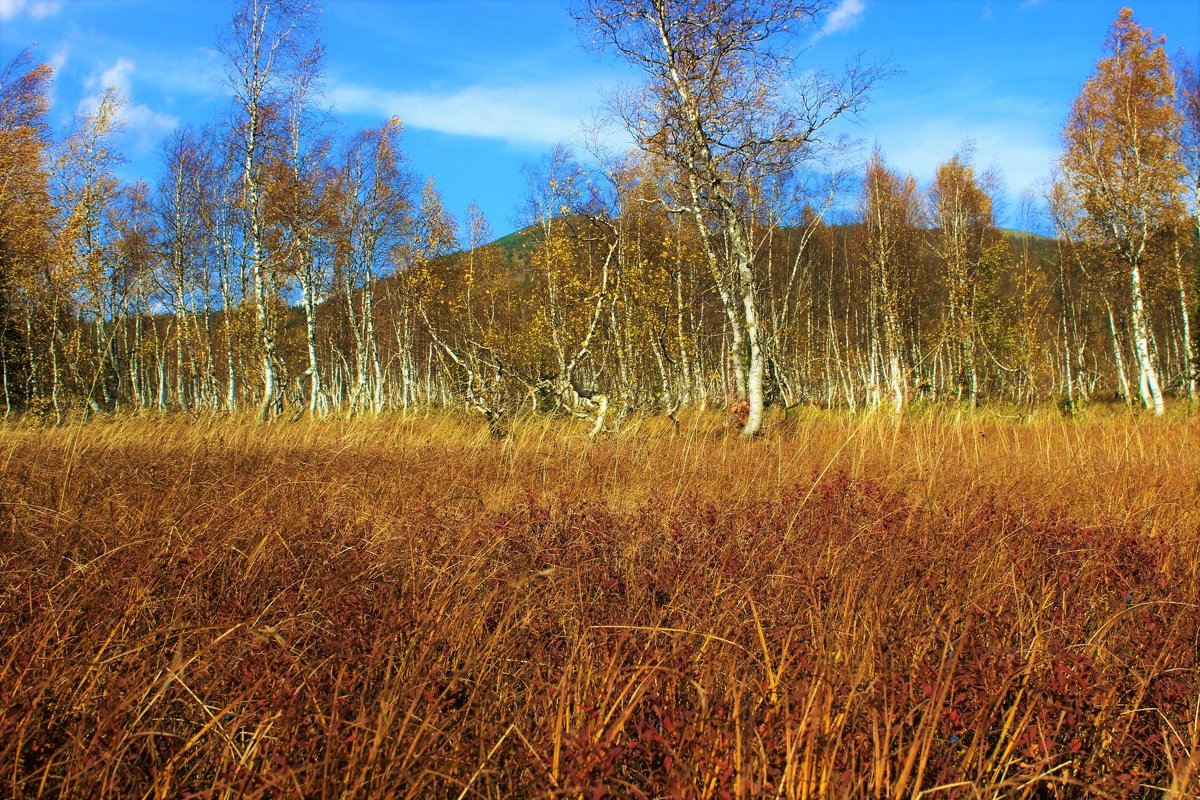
[1,410,1198,798]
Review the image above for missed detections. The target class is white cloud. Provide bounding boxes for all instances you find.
[122,102,179,150]
[28,0,59,18]
[814,0,866,41]
[95,57,135,96]
[79,58,178,156]
[0,0,63,21]
[39,44,69,111]
[866,115,1059,223]
[329,81,603,147]
[143,48,227,99]
[48,44,69,73]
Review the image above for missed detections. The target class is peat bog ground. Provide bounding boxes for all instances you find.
[1,411,1198,798]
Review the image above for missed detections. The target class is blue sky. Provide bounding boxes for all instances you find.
[2,0,1198,233]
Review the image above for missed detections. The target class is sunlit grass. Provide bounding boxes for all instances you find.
[1,410,1198,797]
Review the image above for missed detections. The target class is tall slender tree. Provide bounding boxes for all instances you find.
[928,149,1006,407]
[54,86,126,417]
[335,119,414,414]
[220,0,321,421]
[0,50,54,414]
[576,0,888,435]
[860,149,919,411]
[1061,7,1187,415]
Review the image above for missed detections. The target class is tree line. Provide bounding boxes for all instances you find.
[0,1,1196,434]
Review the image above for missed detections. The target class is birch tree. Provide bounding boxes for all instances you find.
[263,50,333,416]
[1061,7,1186,415]
[1174,52,1198,398]
[109,181,158,409]
[1176,52,1199,239]
[928,150,1006,407]
[577,0,887,435]
[0,50,54,414]
[336,119,414,414]
[220,0,320,421]
[54,86,126,417]
[158,128,214,410]
[860,149,919,411]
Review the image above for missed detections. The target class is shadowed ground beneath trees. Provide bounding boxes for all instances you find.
[1,412,1198,798]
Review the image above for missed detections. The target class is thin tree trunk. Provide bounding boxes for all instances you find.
[1174,237,1195,401]
[1102,295,1131,404]
[1129,260,1164,414]
[298,243,329,416]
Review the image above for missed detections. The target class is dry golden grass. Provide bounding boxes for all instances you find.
[1,409,1198,798]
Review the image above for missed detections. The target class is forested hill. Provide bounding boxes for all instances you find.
[476,222,1053,277]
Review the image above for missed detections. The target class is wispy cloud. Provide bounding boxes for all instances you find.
[48,43,69,73]
[866,114,1059,221]
[0,0,62,21]
[813,0,866,42]
[136,47,228,101]
[79,58,178,156]
[94,57,134,97]
[39,44,70,111]
[329,81,603,147]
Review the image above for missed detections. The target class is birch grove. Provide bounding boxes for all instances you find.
[1,5,1197,425]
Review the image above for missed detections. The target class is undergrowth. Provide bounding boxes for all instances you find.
[1,411,1197,798]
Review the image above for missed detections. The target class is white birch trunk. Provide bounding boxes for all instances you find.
[1129,261,1164,414]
